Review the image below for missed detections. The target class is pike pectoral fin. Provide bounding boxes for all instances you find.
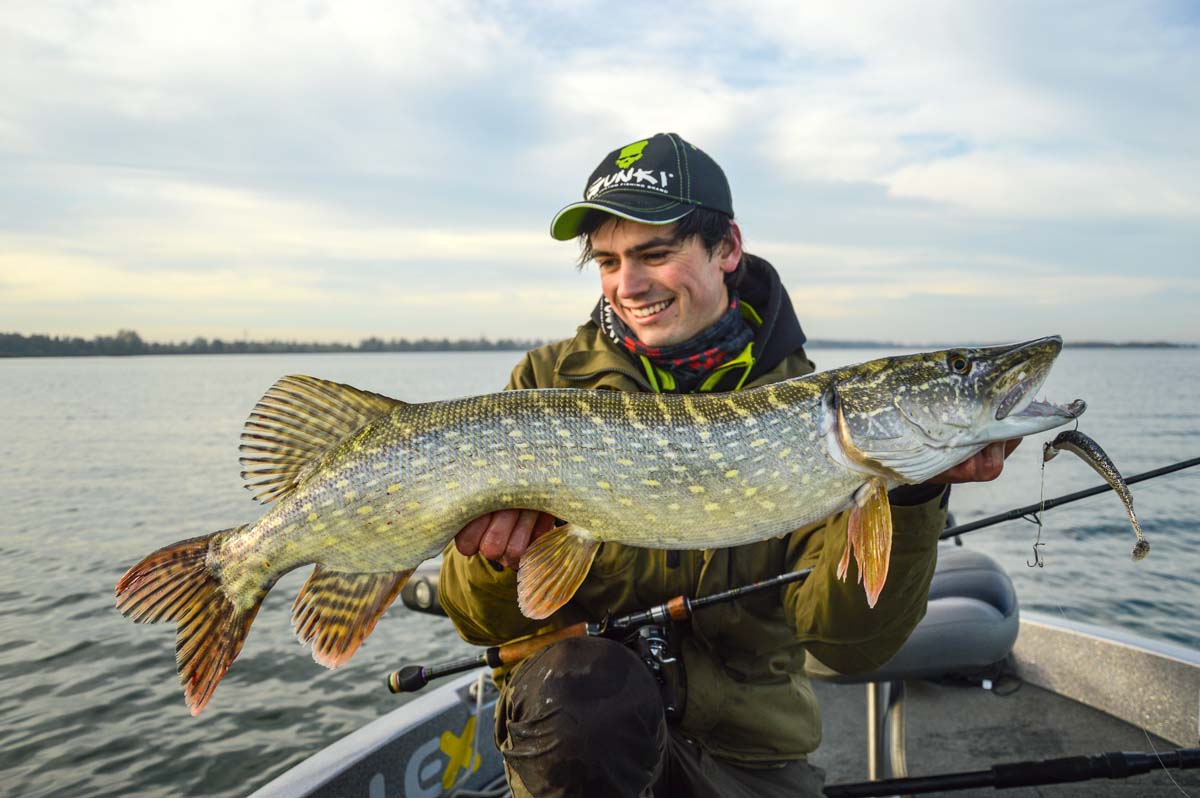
[292,566,411,668]
[839,479,893,608]
[115,526,266,716]
[516,524,600,620]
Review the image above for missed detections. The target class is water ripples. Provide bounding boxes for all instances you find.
[0,349,1196,798]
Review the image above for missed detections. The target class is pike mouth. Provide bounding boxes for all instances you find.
[992,335,1063,421]
[995,376,1084,424]
[995,374,1033,420]
[1014,397,1087,420]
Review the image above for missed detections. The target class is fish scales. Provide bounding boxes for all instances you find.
[243,378,848,583]
[116,336,1083,714]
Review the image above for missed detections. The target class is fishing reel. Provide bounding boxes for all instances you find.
[630,623,684,722]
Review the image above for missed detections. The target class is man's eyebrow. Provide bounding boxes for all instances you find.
[590,237,678,259]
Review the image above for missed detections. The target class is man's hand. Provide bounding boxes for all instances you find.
[927,439,1022,484]
[454,509,557,570]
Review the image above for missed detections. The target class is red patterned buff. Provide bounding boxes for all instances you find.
[598,292,754,393]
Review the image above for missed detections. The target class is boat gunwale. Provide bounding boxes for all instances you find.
[1012,610,1200,747]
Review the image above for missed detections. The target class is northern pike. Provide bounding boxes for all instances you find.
[116,335,1082,715]
[1043,429,1149,560]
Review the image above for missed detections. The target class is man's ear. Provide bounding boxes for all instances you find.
[719,222,743,273]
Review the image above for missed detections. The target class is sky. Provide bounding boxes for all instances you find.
[2,0,1197,345]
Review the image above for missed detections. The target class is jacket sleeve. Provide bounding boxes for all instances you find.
[436,352,547,647]
[782,490,948,675]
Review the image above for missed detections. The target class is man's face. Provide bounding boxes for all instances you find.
[589,218,742,348]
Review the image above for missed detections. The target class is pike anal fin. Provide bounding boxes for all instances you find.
[292,566,411,668]
[115,526,265,716]
[516,523,600,620]
[838,479,894,608]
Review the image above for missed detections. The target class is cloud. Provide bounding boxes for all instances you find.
[1,1,1197,343]
[886,153,1200,217]
[738,1,1200,217]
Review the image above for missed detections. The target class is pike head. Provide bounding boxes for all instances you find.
[826,335,1083,486]
[825,336,1082,607]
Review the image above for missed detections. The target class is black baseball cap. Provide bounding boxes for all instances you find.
[550,133,734,240]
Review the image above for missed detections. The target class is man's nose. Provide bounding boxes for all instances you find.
[616,261,650,298]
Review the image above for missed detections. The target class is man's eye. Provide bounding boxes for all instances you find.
[644,251,668,262]
[596,259,618,270]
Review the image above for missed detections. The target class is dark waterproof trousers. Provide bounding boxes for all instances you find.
[495,637,825,798]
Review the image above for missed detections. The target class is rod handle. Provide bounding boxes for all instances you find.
[386,665,428,694]
[494,622,590,666]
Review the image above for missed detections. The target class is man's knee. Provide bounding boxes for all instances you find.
[498,636,665,797]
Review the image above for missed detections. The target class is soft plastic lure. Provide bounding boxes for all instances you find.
[1043,430,1149,561]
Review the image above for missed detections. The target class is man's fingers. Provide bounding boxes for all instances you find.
[455,510,558,568]
[532,512,557,539]
[502,510,540,568]
[929,439,1021,484]
[479,509,521,561]
[455,513,493,556]
[974,441,1010,481]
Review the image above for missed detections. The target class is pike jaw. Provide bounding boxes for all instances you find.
[830,336,1084,485]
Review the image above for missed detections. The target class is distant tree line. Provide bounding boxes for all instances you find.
[0,330,546,358]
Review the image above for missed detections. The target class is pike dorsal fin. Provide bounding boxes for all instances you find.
[239,375,401,503]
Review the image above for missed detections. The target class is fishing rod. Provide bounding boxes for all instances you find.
[390,454,1199,692]
[823,746,1200,796]
[939,455,1200,541]
[385,566,815,693]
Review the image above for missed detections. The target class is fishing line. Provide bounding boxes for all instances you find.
[1025,429,1192,795]
[1144,727,1194,798]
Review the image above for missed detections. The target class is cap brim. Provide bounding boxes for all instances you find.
[550,198,694,240]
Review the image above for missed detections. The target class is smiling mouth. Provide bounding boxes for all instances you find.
[626,298,675,319]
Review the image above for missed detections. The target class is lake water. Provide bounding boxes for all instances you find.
[1,348,1197,797]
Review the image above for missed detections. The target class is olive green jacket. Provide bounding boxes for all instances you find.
[439,323,947,763]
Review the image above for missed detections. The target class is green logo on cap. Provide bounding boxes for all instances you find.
[615,140,649,169]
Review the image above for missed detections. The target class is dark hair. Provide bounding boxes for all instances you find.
[575,207,740,276]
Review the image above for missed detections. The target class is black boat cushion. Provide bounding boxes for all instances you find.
[808,545,1019,683]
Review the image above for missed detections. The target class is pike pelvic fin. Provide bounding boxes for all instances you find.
[292,566,411,668]
[837,479,893,608]
[517,524,601,620]
[239,375,401,504]
[114,526,267,716]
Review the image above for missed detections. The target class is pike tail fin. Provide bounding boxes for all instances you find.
[837,479,893,608]
[517,523,600,620]
[115,526,268,716]
[292,566,411,667]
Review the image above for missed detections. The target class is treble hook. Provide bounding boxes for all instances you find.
[1027,539,1045,568]
[1026,456,1050,568]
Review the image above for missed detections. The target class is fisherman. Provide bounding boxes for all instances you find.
[439,133,1018,798]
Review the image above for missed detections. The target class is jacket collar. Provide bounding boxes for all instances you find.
[735,253,807,382]
[556,324,654,391]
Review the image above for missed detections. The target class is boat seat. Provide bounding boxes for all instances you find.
[807,544,1020,781]
[807,544,1019,684]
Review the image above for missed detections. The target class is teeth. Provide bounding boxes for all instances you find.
[629,299,673,318]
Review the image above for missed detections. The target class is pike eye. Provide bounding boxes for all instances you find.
[948,352,972,375]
